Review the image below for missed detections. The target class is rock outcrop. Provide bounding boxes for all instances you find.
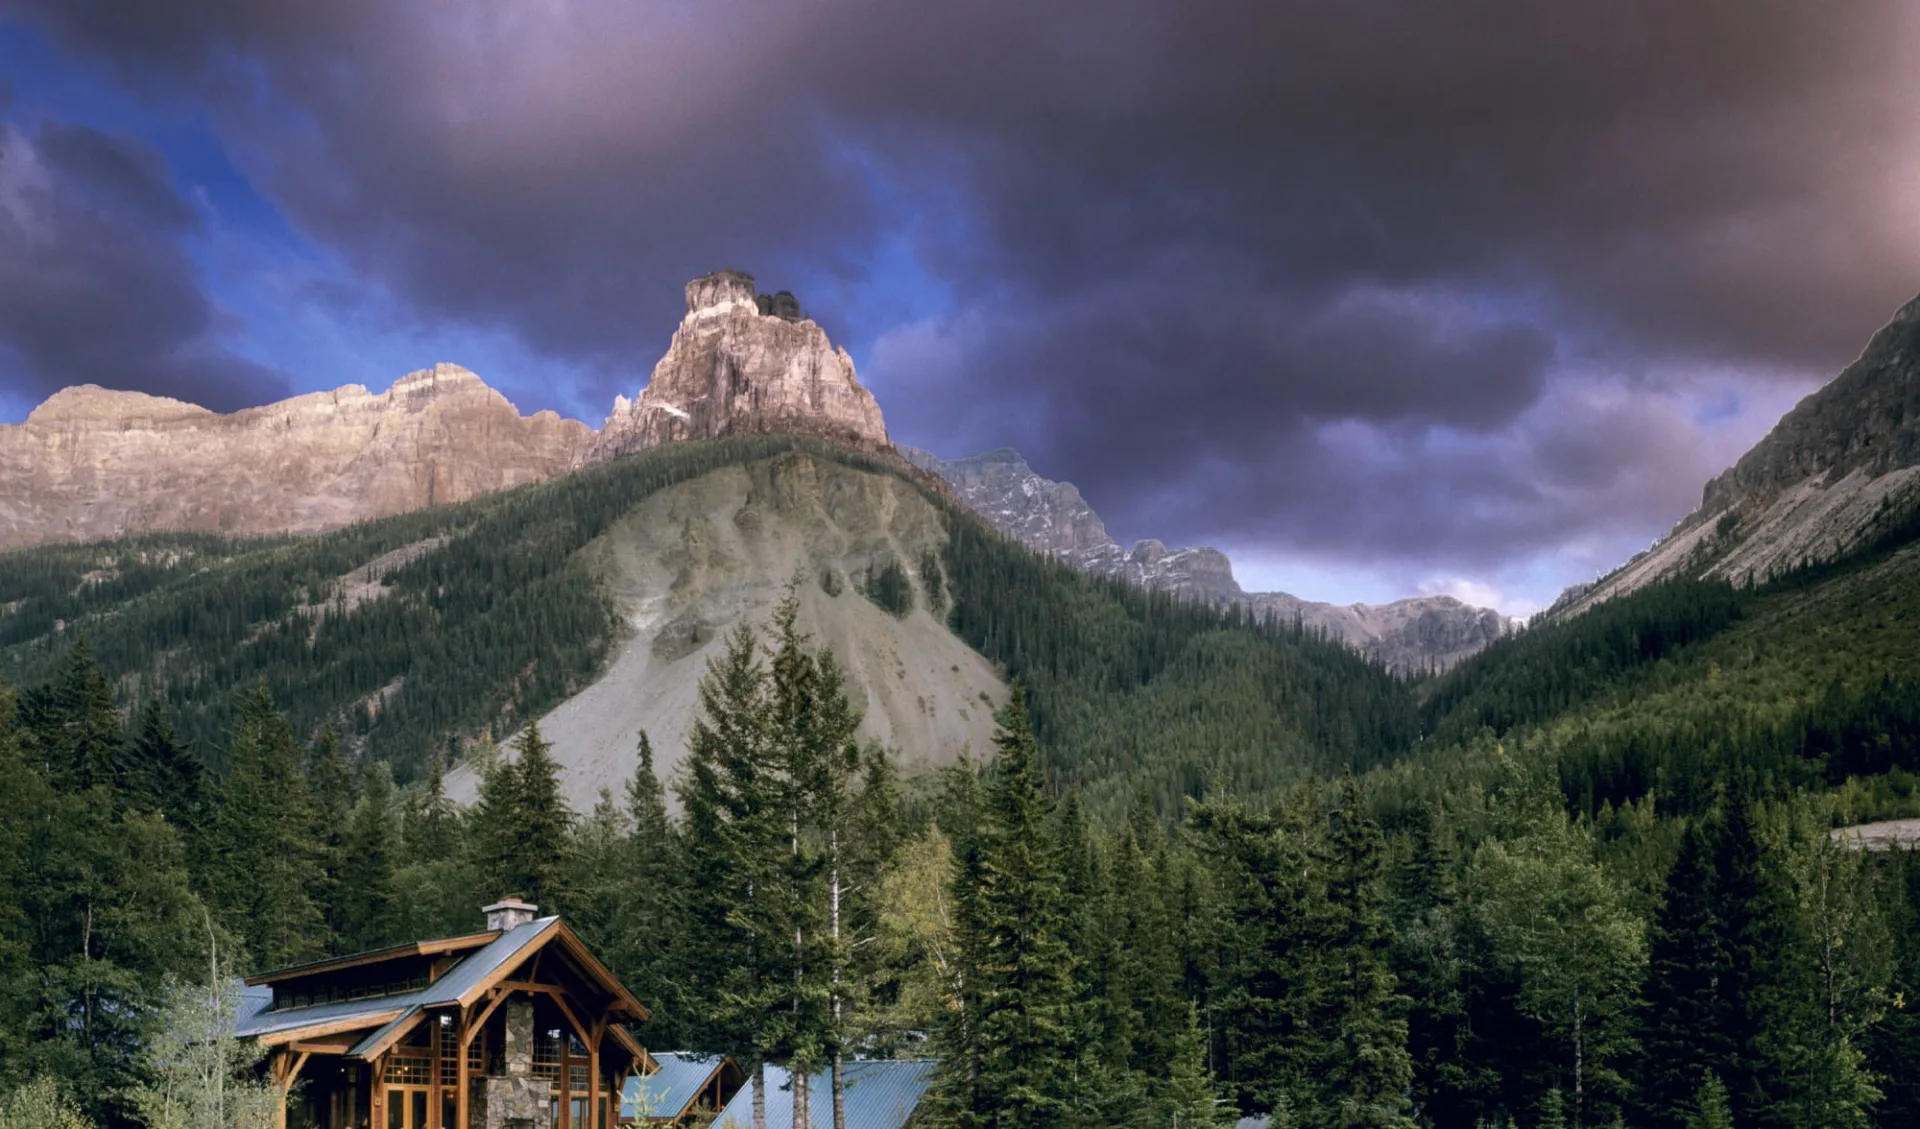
[0,364,592,551]
[583,269,889,463]
[901,446,1512,672]
[1553,294,1920,618]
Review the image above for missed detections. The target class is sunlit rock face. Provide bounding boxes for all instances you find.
[583,269,890,464]
[0,364,591,550]
[901,445,1514,672]
[1552,294,1920,619]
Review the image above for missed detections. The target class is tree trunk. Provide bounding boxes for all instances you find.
[754,1060,768,1129]
[831,828,846,1129]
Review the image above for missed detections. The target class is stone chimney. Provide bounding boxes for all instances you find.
[482,897,539,932]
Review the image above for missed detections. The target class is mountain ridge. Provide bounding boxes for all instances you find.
[1554,292,1920,618]
[901,444,1513,672]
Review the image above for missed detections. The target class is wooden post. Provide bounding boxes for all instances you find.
[372,1050,386,1129]
[587,1020,603,1129]
[456,1010,473,1129]
[559,1033,572,1129]
[272,1050,289,1129]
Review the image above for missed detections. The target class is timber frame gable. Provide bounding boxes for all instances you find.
[237,899,650,1129]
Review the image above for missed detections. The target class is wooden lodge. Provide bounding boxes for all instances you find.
[236,899,650,1129]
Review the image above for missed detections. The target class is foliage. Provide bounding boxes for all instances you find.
[0,1076,97,1129]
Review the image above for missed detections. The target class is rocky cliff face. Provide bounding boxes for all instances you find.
[583,269,889,463]
[901,446,1512,672]
[1555,294,1920,618]
[0,364,592,551]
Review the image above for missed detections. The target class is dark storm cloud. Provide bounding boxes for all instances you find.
[0,118,289,410]
[13,0,1920,576]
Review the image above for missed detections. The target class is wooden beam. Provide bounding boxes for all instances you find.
[559,1033,572,1129]
[258,1009,406,1047]
[493,981,597,1047]
[463,987,512,1050]
[290,1035,357,1054]
[351,1009,428,1064]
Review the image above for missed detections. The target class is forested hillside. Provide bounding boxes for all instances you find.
[8,438,1920,1129]
[0,437,1421,798]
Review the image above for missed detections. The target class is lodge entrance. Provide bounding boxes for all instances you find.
[385,1087,430,1129]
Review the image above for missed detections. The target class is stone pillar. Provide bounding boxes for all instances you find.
[504,1000,533,1078]
[480,1000,551,1129]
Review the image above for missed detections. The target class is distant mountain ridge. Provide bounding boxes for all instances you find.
[0,269,891,552]
[900,445,1513,672]
[1554,293,1920,617]
[0,364,592,551]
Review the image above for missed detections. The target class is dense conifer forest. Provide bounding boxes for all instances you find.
[5,439,1920,1128]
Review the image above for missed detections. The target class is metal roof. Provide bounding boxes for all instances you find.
[622,1053,728,1119]
[348,1006,423,1058]
[711,1060,938,1129]
[234,917,559,1043]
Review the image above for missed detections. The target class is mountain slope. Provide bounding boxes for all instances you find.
[1557,294,1920,616]
[903,445,1511,672]
[445,450,1004,811]
[0,436,1420,811]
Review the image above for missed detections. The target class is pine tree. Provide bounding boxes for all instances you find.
[1684,1073,1733,1129]
[1190,792,1320,1116]
[1316,773,1415,1129]
[130,699,204,836]
[24,638,128,793]
[613,731,685,1046]
[676,623,783,1122]
[1157,1003,1228,1128]
[946,688,1079,1129]
[1712,779,1813,1129]
[340,762,402,950]
[208,682,327,969]
[306,727,358,947]
[472,721,574,911]
[1638,819,1729,1129]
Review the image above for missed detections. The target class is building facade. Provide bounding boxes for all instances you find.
[236,899,651,1129]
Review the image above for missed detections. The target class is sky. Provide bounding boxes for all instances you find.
[4,3,1920,617]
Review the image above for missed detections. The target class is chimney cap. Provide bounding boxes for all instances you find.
[482,897,540,932]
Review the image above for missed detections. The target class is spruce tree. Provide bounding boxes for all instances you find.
[947,688,1079,1129]
[130,699,204,836]
[614,731,685,1046]
[1712,779,1812,1129]
[1317,773,1415,1129]
[1638,819,1730,1129]
[676,623,783,1120]
[24,638,128,793]
[307,727,358,947]
[340,762,402,950]
[208,682,327,969]
[1684,1073,1733,1129]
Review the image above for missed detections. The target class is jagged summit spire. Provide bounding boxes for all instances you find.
[585,270,889,462]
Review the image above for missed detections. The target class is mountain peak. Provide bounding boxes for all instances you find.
[586,270,889,462]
